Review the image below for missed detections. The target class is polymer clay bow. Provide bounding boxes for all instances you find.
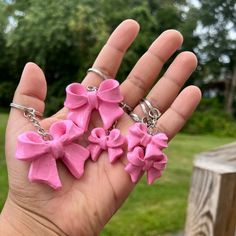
[124,146,167,184]
[87,127,126,163]
[127,123,168,159]
[64,79,124,131]
[125,122,168,184]
[15,120,90,189]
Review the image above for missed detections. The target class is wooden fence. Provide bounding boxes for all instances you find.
[185,142,236,236]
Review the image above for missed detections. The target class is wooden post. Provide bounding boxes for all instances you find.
[185,142,236,236]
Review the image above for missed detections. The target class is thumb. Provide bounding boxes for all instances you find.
[6,62,47,157]
[5,62,47,190]
[8,62,47,134]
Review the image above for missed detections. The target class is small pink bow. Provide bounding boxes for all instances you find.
[87,127,125,163]
[15,120,90,189]
[127,123,168,158]
[64,79,124,131]
[125,146,167,184]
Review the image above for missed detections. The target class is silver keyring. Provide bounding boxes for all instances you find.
[10,103,43,117]
[87,67,110,80]
[141,98,161,119]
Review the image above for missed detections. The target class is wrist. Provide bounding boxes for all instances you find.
[0,197,67,236]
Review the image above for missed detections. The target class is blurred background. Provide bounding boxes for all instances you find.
[0,0,236,235]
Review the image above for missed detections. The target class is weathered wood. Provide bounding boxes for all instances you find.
[185,142,236,236]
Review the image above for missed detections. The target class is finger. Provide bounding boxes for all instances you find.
[82,19,140,87]
[120,29,183,108]
[156,85,201,140]
[54,19,139,119]
[133,51,198,117]
[146,51,197,113]
[8,62,47,132]
[98,86,201,214]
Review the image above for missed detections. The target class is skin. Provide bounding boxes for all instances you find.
[0,19,201,236]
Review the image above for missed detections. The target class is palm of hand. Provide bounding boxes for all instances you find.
[4,20,201,236]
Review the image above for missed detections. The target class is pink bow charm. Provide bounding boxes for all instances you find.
[15,120,90,189]
[64,79,124,131]
[125,146,167,184]
[125,123,168,184]
[87,127,126,163]
[127,123,168,155]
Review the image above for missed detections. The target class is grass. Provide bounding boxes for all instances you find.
[0,112,235,235]
[0,113,8,210]
[101,134,235,236]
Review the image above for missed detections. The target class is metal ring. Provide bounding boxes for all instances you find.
[10,103,43,117]
[141,98,161,119]
[140,100,149,117]
[87,67,110,80]
[120,101,133,114]
[129,112,142,123]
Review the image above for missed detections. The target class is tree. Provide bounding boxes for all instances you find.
[188,0,236,115]
[0,0,199,113]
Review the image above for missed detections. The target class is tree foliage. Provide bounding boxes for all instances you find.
[0,0,198,114]
[189,0,236,115]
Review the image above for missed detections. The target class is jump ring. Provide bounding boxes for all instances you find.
[141,98,161,119]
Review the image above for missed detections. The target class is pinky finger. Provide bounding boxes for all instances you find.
[156,85,201,140]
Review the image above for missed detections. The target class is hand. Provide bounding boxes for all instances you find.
[0,19,201,236]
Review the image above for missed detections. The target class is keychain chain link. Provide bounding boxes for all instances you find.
[23,108,52,140]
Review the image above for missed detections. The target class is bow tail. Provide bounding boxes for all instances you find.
[108,147,123,163]
[125,164,142,183]
[63,144,90,179]
[87,144,102,162]
[67,105,91,131]
[28,154,61,189]
[99,103,123,130]
[146,167,162,185]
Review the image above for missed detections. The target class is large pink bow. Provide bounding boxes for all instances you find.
[87,127,125,163]
[15,120,90,189]
[127,123,168,159]
[125,146,167,184]
[64,79,124,131]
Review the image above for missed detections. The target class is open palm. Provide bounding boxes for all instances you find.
[2,20,201,236]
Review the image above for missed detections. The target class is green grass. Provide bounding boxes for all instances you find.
[0,113,8,210]
[101,134,235,236]
[0,112,235,235]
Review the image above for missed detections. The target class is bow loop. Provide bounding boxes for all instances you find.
[97,79,123,102]
[106,129,125,147]
[127,123,150,151]
[127,147,145,167]
[16,132,49,161]
[64,83,88,109]
[151,133,168,149]
[49,120,84,144]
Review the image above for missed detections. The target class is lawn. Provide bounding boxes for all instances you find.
[0,113,8,210]
[0,112,235,235]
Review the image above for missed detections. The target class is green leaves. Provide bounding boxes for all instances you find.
[0,0,198,114]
